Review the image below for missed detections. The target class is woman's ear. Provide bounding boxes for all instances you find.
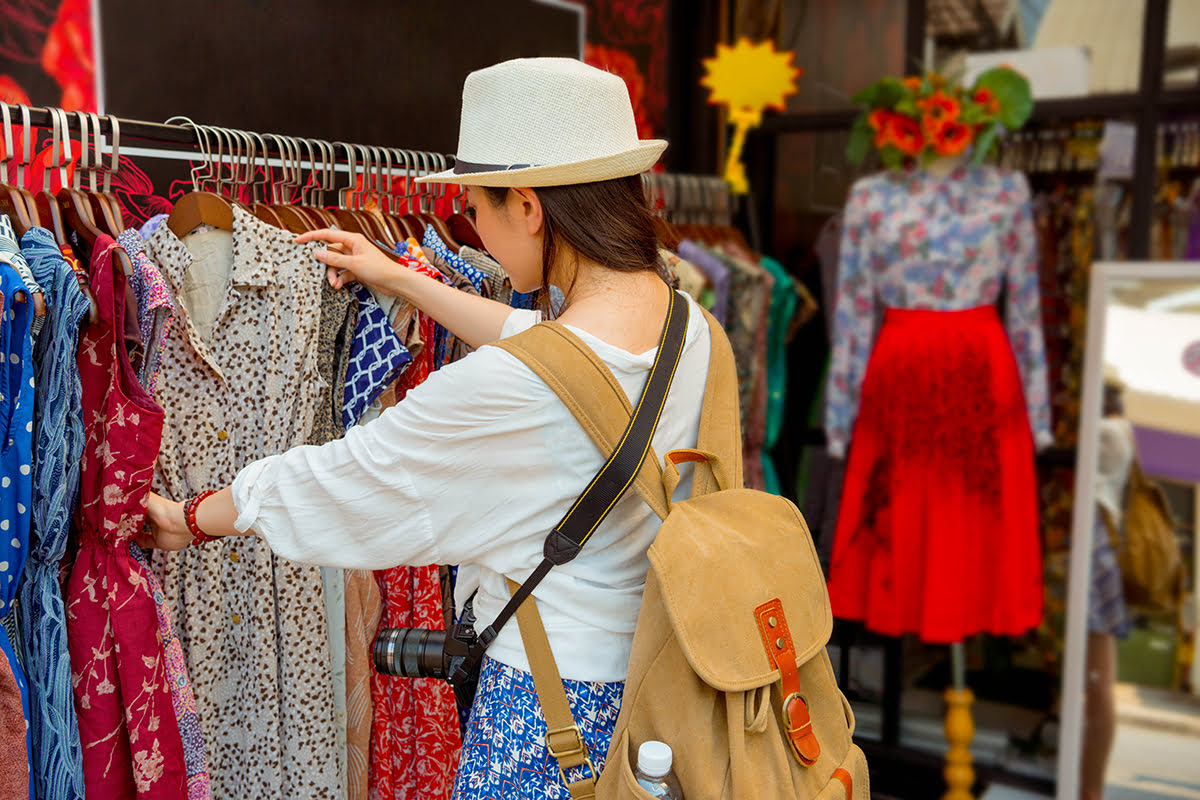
[511,187,544,236]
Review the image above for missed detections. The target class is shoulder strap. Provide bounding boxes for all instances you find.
[474,290,688,651]
[492,321,671,520]
[493,303,744,502]
[508,579,599,800]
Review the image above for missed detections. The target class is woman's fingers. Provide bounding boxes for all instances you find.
[295,228,359,247]
[315,248,352,270]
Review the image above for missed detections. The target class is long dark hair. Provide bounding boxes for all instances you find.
[483,175,669,309]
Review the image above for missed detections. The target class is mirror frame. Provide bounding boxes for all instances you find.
[1058,260,1200,799]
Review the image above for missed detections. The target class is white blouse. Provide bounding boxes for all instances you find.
[232,291,711,682]
[1095,417,1135,526]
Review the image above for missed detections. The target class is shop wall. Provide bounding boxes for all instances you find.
[0,0,684,223]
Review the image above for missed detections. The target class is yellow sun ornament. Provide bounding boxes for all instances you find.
[702,38,800,194]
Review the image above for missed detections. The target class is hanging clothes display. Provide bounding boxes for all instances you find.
[65,236,188,798]
[112,231,213,800]
[307,281,359,795]
[144,208,341,799]
[17,227,87,800]
[825,165,1051,644]
[364,249,461,800]
[0,221,34,800]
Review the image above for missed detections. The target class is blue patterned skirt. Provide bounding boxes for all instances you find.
[1088,511,1130,638]
[451,656,624,799]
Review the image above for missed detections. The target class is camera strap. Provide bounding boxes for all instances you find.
[474,287,689,653]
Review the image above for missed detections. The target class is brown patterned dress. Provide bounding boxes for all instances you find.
[144,207,341,799]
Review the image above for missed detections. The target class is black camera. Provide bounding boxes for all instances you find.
[373,602,484,708]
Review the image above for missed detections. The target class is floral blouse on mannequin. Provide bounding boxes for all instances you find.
[825,164,1052,458]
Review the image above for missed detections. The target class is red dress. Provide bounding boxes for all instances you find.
[66,237,188,798]
[827,307,1043,643]
[369,256,462,800]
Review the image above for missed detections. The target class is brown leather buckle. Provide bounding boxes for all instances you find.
[783,692,820,766]
[546,724,587,759]
[756,598,821,767]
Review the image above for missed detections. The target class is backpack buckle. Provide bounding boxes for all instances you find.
[783,692,820,767]
[546,723,587,759]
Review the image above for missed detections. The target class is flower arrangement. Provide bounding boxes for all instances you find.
[846,66,1033,168]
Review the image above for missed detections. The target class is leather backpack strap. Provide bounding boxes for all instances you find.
[692,307,743,495]
[491,303,745,505]
[507,579,598,800]
[491,321,672,520]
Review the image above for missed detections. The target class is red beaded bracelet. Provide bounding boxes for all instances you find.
[185,490,219,546]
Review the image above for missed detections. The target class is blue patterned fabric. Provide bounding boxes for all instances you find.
[0,215,44,342]
[342,284,412,428]
[1089,511,1130,638]
[422,227,485,293]
[0,249,35,796]
[452,656,624,800]
[18,227,87,800]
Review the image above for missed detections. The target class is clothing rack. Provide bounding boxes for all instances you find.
[2,103,456,163]
[643,171,762,252]
[1,103,458,200]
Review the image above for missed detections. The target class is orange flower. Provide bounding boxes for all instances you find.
[973,88,1001,114]
[902,76,923,93]
[891,115,924,156]
[868,109,899,147]
[918,90,961,121]
[933,120,973,157]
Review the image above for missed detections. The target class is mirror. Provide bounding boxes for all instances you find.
[1061,262,1200,800]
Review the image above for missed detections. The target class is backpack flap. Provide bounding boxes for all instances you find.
[647,489,832,692]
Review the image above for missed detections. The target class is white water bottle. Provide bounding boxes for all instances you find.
[634,740,684,799]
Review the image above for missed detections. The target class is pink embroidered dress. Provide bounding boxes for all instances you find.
[66,237,188,798]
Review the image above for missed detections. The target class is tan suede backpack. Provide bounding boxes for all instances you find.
[491,300,868,800]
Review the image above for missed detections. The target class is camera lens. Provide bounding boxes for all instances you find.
[373,628,448,679]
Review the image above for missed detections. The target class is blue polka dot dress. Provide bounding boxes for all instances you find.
[0,258,35,788]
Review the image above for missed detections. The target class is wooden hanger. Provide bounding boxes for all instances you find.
[165,122,235,239]
[334,143,402,257]
[48,109,133,276]
[91,114,126,231]
[414,152,460,251]
[0,104,37,236]
[73,112,120,237]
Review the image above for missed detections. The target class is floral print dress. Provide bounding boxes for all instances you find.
[65,237,188,798]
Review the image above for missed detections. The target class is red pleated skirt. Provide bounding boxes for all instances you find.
[827,306,1043,643]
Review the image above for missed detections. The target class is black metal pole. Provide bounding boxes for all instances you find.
[1128,0,1170,260]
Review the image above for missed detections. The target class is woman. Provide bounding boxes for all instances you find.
[1081,367,1135,800]
[141,57,715,797]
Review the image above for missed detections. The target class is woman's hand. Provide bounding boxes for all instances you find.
[136,492,193,551]
[295,229,409,294]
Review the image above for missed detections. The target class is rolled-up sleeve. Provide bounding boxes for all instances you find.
[231,342,551,570]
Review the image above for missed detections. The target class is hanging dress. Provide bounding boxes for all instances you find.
[824,166,1051,644]
[366,253,462,800]
[0,239,34,800]
[143,208,340,799]
[18,228,89,800]
[66,237,188,797]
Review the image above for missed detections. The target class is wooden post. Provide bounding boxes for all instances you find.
[943,642,974,800]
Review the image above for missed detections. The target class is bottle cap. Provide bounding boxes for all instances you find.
[637,740,673,778]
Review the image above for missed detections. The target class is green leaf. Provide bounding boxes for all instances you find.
[846,114,873,165]
[972,67,1033,129]
[959,104,988,125]
[851,77,907,109]
[895,97,919,116]
[880,145,905,169]
[972,120,1003,165]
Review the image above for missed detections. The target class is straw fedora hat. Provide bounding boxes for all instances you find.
[417,57,667,188]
